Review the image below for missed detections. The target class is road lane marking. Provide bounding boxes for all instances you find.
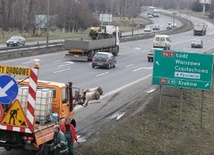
[53,68,70,73]
[133,67,153,72]
[96,72,109,77]
[59,64,71,67]
[74,74,152,111]
[126,64,133,67]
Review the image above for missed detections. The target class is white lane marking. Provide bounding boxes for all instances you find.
[146,89,155,93]
[54,59,62,62]
[204,44,214,53]
[59,64,71,67]
[22,59,40,64]
[22,61,31,64]
[126,64,134,67]
[74,74,152,111]
[134,47,141,50]
[133,67,153,72]
[65,61,75,64]
[208,30,214,35]
[96,72,109,77]
[53,68,70,73]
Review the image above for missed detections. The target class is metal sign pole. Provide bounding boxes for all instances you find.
[179,88,183,123]
[200,90,204,128]
[159,86,162,117]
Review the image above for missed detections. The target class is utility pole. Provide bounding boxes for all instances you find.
[46,0,50,48]
[131,0,134,36]
[12,0,14,33]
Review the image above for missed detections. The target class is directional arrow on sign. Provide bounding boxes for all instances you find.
[205,83,209,87]
[155,61,160,65]
[0,80,15,97]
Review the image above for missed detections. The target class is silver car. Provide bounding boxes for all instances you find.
[6,35,26,47]
[144,26,153,32]
[191,39,203,48]
[92,52,116,69]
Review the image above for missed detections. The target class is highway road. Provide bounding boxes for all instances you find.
[0,12,214,155]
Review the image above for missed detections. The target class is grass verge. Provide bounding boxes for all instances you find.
[75,74,214,155]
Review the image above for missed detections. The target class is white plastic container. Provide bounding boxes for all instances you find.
[17,86,53,124]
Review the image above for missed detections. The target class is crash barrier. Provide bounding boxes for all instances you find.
[120,12,194,42]
[0,12,193,60]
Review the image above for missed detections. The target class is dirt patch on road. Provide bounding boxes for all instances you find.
[75,74,214,155]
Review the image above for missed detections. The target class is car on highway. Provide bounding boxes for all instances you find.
[166,25,173,30]
[147,48,162,62]
[166,22,173,30]
[191,39,203,48]
[172,22,177,28]
[92,52,116,69]
[144,26,153,32]
[148,14,153,18]
[6,35,26,47]
[152,25,160,30]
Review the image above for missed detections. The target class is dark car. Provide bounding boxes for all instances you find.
[166,25,172,30]
[6,35,26,47]
[191,39,203,48]
[152,25,160,30]
[92,52,116,69]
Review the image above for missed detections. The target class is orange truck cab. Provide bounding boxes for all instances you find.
[0,79,75,154]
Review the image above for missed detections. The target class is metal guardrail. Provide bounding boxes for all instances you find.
[0,12,193,60]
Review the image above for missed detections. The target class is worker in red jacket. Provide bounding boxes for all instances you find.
[60,117,78,155]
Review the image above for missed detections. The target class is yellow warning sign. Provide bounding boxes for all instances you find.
[0,65,30,76]
[1,99,28,127]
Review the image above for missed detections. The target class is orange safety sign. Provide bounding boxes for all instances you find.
[1,99,28,127]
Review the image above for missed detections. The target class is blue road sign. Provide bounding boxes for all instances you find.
[0,75,18,104]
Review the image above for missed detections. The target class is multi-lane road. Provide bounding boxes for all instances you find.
[1,12,214,155]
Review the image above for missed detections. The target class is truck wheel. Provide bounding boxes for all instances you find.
[112,45,119,56]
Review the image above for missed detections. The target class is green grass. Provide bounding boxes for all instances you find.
[75,76,214,155]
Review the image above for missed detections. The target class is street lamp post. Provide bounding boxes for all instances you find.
[46,0,50,48]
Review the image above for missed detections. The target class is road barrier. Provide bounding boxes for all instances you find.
[0,12,194,60]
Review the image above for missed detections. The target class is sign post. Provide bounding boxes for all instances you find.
[153,49,213,126]
[153,49,213,90]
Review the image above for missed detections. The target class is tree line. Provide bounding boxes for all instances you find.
[0,0,213,36]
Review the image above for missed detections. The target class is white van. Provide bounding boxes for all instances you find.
[153,35,171,50]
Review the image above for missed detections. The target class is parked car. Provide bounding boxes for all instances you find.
[191,39,203,48]
[152,25,160,30]
[144,26,153,32]
[92,52,116,69]
[6,35,26,47]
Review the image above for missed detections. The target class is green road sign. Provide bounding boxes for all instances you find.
[152,49,213,90]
